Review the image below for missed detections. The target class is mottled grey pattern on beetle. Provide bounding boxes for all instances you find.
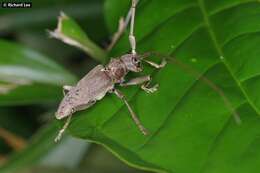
[54,0,166,142]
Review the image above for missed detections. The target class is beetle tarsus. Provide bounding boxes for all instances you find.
[54,130,63,143]
[141,83,159,94]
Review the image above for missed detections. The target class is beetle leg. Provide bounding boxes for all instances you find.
[143,59,167,69]
[141,81,159,94]
[120,75,158,94]
[63,85,73,96]
[55,114,72,142]
[112,89,149,136]
[120,75,150,86]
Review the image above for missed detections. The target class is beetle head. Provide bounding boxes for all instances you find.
[121,54,142,72]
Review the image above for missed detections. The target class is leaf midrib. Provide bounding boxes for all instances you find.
[197,0,260,115]
[197,0,260,172]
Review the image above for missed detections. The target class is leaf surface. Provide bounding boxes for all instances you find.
[65,0,260,173]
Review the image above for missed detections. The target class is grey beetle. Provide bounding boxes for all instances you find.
[55,53,166,142]
[54,0,241,142]
[54,0,166,142]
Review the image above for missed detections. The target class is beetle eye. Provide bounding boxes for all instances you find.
[133,57,138,63]
[137,61,141,68]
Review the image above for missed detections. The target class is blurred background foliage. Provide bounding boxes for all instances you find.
[1,0,260,173]
[0,0,148,172]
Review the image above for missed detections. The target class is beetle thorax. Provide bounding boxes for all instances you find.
[105,59,128,83]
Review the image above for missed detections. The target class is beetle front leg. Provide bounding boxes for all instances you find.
[63,85,73,96]
[120,75,158,94]
[143,59,167,69]
[112,89,149,136]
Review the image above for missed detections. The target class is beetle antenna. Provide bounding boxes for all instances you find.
[139,52,153,60]
[55,115,72,142]
[129,0,137,55]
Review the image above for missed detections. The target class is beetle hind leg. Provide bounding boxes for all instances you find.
[55,114,72,142]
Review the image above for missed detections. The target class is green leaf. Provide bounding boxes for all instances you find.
[0,39,76,105]
[65,0,260,173]
[49,12,107,63]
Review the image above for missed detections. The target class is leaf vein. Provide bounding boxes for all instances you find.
[200,101,248,173]
[137,61,221,150]
[197,0,260,114]
[209,0,259,16]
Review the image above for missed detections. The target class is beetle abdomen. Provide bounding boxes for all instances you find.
[56,65,114,119]
[76,65,114,100]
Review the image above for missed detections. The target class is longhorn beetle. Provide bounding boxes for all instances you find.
[54,0,166,142]
[55,0,241,142]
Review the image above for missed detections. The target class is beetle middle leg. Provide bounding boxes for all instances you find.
[112,89,149,135]
[120,75,158,93]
